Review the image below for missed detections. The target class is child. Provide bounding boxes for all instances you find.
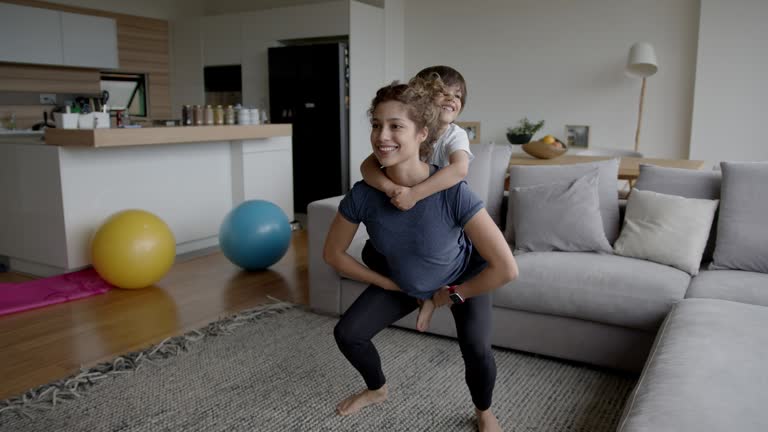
[360,66,472,332]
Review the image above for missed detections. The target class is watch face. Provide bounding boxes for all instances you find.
[449,292,463,304]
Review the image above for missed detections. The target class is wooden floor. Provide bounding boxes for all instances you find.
[0,230,309,400]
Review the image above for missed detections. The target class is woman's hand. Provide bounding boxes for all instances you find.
[380,278,402,292]
[432,286,453,308]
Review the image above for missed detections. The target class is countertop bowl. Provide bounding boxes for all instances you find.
[522,139,568,159]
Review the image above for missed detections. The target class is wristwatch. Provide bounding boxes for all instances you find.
[448,285,465,305]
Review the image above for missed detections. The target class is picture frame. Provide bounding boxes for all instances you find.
[565,125,590,148]
[456,121,481,144]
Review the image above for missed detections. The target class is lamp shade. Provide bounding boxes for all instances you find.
[626,42,658,78]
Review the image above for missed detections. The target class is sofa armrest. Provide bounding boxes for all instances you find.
[308,195,345,315]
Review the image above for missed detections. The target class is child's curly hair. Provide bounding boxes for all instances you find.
[415,65,467,109]
[368,76,446,162]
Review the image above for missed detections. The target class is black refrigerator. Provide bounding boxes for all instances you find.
[268,43,350,214]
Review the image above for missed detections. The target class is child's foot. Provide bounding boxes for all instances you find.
[336,384,388,416]
[477,408,502,432]
[416,298,436,332]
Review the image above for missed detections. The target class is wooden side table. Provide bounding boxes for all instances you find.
[506,154,707,189]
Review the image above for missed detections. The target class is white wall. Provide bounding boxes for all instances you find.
[690,0,768,165]
[240,1,349,109]
[171,19,205,113]
[404,0,700,159]
[384,0,405,83]
[349,1,385,185]
[170,1,349,113]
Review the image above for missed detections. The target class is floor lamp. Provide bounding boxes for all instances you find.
[626,42,658,153]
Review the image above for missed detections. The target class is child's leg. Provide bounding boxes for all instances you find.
[416,298,436,332]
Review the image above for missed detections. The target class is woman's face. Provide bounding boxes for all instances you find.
[370,100,428,167]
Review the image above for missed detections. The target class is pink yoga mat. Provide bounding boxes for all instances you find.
[0,269,113,317]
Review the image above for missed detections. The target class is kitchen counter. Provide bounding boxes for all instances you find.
[1,126,294,277]
[44,124,292,147]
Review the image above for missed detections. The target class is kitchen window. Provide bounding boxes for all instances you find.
[100,72,147,117]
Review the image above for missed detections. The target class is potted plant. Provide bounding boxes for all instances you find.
[506,117,545,144]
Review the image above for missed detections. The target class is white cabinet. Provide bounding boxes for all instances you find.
[0,3,63,66]
[242,138,294,220]
[0,4,118,69]
[232,137,294,220]
[61,12,119,69]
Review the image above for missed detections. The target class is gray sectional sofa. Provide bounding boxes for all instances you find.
[307,145,768,431]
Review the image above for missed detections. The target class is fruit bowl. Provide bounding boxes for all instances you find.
[522,139,568,159]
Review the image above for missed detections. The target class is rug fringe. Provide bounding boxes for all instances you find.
[0,300,296,421]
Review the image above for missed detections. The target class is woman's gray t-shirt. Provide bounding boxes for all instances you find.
[338,167,484,299]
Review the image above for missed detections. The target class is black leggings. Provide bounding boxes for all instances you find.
[333,241,496,410]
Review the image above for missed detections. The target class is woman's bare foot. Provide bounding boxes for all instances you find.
[416,298,436,332]
[336,384,388,416]
[477,408,502,432]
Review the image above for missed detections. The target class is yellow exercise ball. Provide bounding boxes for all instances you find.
[91,209,176,289]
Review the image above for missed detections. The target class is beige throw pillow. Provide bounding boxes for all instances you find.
[613,189,719,275]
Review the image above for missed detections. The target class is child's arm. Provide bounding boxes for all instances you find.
[361,153,400,197]
[391,150,471,210]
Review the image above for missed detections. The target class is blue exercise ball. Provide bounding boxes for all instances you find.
[219,200,292,270]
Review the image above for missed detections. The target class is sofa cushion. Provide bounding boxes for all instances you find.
[494,252,690,331]
[711,161,768,273]
[633,164,721,262]
[618,298,768,432]
[613,189,718,275]
[464,143,492,209]
[505,159,620,245]
[465,143,512,227]
[686,269,768,307]
[487,145,513,227]
[509,170,612,253]
[634,164,721,199]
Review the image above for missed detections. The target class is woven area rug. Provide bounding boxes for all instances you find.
[0,303,637,431]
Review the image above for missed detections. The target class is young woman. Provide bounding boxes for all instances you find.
[323,77,518,432]
[359,65,473,212]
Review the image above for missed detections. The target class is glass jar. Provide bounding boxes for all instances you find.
[182,105,192,126]
[204,105,214,125]
[214,105,224,125]
[249,108,260,125]
[225,105,235,125]
[237,107,249,125]
[194,105,204,126]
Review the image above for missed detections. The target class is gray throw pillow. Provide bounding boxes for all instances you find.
[614,189,719,275]
[711,161,768,273]
[505,158,620,245]
[634,164,721,262]
[509,170,612,253]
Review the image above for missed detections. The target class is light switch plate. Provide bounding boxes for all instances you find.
[40,94,57,105]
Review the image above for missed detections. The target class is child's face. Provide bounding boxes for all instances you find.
[435,84,463,125]
[370,100,428,167]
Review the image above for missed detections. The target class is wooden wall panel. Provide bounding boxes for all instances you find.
[0,0,172,121]
[0,64,100,93]
[0,105,52,129]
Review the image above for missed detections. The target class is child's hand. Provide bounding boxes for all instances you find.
[386,185,404,198]
[390,187,419,211]
[432,286,452,308]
